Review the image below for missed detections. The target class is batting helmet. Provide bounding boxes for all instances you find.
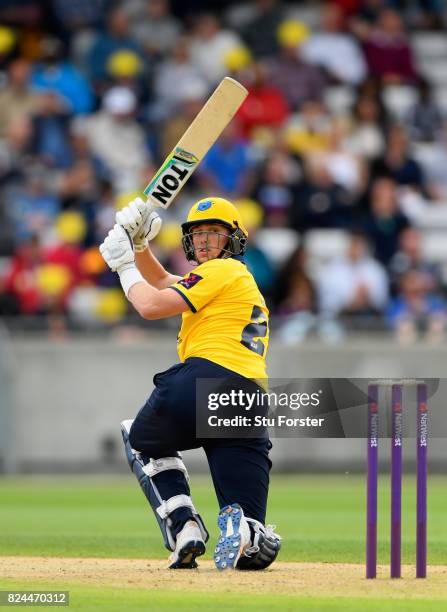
[181,197,248,263]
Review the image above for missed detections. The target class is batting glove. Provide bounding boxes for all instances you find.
[99,224,135,273]
[99,224,145,297]
[116,197,162,252]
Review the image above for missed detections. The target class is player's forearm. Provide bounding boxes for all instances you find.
[135,247,181,290]
[127,281,179,319]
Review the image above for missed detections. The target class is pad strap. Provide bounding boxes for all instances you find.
[156,494,196,520]
[143,457,189,482]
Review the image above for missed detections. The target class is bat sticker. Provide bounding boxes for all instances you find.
[144,147,199,208]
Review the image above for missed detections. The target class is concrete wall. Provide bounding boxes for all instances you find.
[1,333,446,473]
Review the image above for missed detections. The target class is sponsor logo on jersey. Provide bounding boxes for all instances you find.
[178,273,203,289]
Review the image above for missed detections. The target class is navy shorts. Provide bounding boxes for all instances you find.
[129,357,272,523]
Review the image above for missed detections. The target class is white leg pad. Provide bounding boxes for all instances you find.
[120,419,209,550]
[121,419,134,435]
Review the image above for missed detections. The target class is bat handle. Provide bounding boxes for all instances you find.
[144,198,162,216]
[124,228,133,247]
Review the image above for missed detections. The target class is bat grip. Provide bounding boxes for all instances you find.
[145,199,160,215]
[123,228,133,248]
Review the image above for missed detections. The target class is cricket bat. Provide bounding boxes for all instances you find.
[143,77,248,210]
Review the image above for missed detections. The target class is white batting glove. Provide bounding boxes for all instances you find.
[99,224,135,272]
[116,197,162,252]
[99,224,145,297]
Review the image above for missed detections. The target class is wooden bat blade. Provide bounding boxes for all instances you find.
[177,77,247,159]
[143,77,248,209]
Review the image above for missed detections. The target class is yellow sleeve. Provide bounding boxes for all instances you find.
[169,259,235,313]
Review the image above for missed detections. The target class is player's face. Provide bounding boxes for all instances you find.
[191,223,230,263]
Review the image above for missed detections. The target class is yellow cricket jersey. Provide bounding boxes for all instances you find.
[169,257,269,381]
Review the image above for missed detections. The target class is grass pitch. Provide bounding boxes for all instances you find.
[0,474,446,610]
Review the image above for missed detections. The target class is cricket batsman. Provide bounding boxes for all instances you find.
[99,196,281,570]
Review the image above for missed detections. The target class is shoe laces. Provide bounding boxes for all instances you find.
[264,524,281,540]
[244,544,260,557]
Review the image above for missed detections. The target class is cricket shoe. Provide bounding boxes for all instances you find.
[214,504,251,570]
[236,519,281,570]
[168,520,206,569]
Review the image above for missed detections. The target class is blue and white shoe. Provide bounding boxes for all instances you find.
[168,520,206,569]
[214,504,251,570]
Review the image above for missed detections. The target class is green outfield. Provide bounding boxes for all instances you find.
[0,474,446,611]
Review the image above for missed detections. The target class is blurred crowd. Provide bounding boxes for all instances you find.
[1,0,447,343]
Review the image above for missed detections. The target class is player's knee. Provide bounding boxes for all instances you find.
[128,424,171,458]
[127,419,153,453]
[127,423,141,452]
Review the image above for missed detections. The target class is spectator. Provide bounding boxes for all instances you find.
[358,0,387,24]
[1,235,46,315]
[412,125,447,200]
[364,176,410,265]
[85,86,152,192]
[44,219,85,290]
[30,37,94,115]
[31,92,73,168]
[50,0,112,47]
[284,100,332,155]
[323,119,367,194]
[252,150,301,227]
[240,0,283,58]
[93,179,116,244]
[317,231,389,317]
[363,8,417,84]
[2,230,84,323]
[349,0,387,40]
[0,25,17,74]
[128,0,181,59]
[289,155,353,231]
[301,3,367,85]
[152,37,208,120]
[405,79,445,143]
[63,116,109,182]
[4,164,60,242]
[0,115,34,197]
[56,153,100,248]
[371,124,425,192]
[274,245,317,343]
[387,269,446,343]
[331,0,363,19]
[244,229,276,299]
[190,14,243,86]
[266,20,328,111]
[237,62,289,137]
[345,94,386,159]
[274,245,316,314]
[106,49,146,98]
[86,7,146,90]
[389,227,442,293]
[391,0,445,30]
[198,121,253,197]
[0,59,40,137]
